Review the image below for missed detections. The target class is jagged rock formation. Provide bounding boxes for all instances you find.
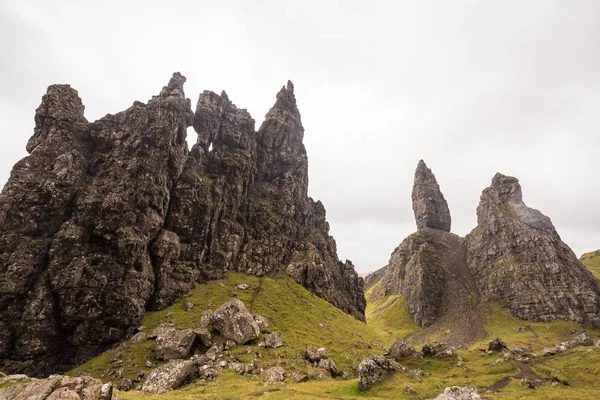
[0,74,365,377]
[367,162,483,344]
[465,173,600,327]
[412,160,451,232]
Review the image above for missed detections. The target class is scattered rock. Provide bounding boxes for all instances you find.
[198,365,220,380]
[254,315,269,331]
[434,348,455,359]
[263,331,283,349]
[306,369,331,379]
[224,340,237,350]
[118,377,133,391]
[488,338,507,352]
[211,299,260,344]
[236,283,250,290]
[407,368,425,382]
[422,343,436,357]
[192,326,212,347]
[405,385,417,395]
[434,386,481,400]
[290,372,308,383]
[357,355,403,391]
[0,374,116,400]
[182,302,194,311]
[261,366,285,383]
[388,339,421,360]
[302,346,328,362]
[155,327,196,361]
[317,359,339,377]
[141,359,194,394]
[574,332,596,346]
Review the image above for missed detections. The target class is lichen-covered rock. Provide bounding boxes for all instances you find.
[574,332,596,346]
[466,173,600,327]
[140,359,193,394]
[0,77,365,376]
[434,386,481,400]
[211,299,260,344]
[263,331,283,349]
[317,358,339,377]
[388,339,421,360]
[302,346,328,362]
[306,369,331,379]
[155,326,196,361]
[412,160,451,232]
[0,374,116,400]
[357,355,403,391]
[261,366,285,382]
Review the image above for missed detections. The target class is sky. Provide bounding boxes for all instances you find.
[1,0,599,273]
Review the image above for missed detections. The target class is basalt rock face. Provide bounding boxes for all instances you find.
[465,173,600,327]
[0,75,365,377]
[412,160,451,232]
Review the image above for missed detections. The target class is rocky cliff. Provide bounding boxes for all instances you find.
[0,74,365,377]
[466,173,600,327]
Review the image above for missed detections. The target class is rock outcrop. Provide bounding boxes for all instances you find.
[0,374,117,400]
[357,355,403,391]
[465,173,600,327]
[0,75,365,376]
[412,160,451,232]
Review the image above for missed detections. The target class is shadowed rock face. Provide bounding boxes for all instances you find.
[466,173,600,327]
[412,160,451,232]
[0,75,365,377]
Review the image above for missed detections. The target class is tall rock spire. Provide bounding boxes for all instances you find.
[412,160,451,232]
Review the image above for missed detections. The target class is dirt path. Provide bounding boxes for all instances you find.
[488,360,544,391]
[406,229,487,347]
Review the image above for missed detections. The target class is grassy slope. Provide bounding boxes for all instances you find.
[68,272,600,399]
[581,250,600,279]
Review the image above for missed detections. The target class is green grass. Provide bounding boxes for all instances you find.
[581,250,600,279]
[66,274,600,399]
[365,283,421,346]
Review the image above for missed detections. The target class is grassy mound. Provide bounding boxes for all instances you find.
[581,250,600,279]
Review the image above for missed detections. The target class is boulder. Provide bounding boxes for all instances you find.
[155,326,196,361]
[302,346,328,362]
[261,366,285,382]
[140,359,194,394]
[254,315,269,331]
[422,343,436,357]
[211,299,260,344]
[317,359,339,377]
[192,326,212,347]
[434,386,481,400]
[290,372,308,383]
[487,338,507,352]
[357,355,403,391]
[0,375,115,400]
[263,331,283,349]
[388,339,421,360]
[574,332,596,346]
[307,369,331,379]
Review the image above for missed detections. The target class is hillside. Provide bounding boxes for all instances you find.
[581,250,600,280]
[47,272,600,399]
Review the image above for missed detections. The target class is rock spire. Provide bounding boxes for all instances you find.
[412,160,451,232]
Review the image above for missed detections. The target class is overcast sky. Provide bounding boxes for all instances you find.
[1,0,599,273]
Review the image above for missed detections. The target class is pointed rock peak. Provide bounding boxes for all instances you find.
[271,80,299,117]
[486,173,523,204]
[220,90,230,102]
[412,160,451,232]
[28,84,86,153]
[158,72,187,100]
